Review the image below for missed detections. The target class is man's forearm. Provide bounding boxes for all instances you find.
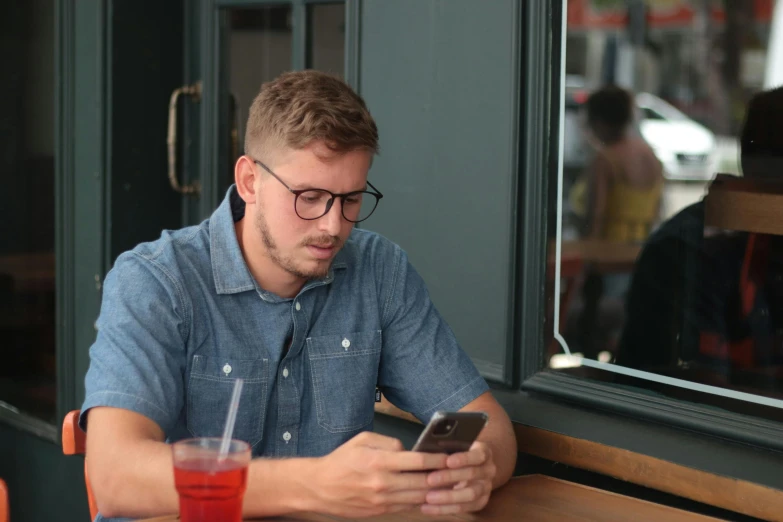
[243,456,320,517]
[460,393,517,488]
[483,431,516,489]
[91,440,179,519]
[96,440,321,519]
[477,416,517,489]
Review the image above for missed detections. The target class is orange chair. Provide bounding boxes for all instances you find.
[62,410,98,521]
[0,477,8,522]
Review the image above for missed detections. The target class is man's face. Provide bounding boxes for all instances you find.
[252,141,373,281]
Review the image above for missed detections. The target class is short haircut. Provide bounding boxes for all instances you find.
[244,70,379,162]
[586,85,633,141]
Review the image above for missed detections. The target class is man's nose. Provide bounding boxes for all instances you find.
[318,198,344,235]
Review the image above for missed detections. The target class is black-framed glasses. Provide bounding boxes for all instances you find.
[253,160,383,223]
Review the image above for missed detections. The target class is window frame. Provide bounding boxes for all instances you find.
[198,0,354,219]
[304,2,348,77]
[0,0,105,443]
[517,0,783,453]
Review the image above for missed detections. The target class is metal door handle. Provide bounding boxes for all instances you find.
[167,81,202,196]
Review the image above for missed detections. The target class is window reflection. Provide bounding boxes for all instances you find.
[550,0,783,420]
[219,6,293,195]
[306,3,345,76]
[0,0,56,423]
[217,4,346,196]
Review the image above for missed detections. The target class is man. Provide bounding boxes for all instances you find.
[81,70,517,521]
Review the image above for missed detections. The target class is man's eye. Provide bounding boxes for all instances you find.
[301,194,324,204]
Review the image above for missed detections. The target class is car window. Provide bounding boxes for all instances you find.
[641,107,666,121]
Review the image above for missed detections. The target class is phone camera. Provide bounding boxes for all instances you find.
[433,419,458,437]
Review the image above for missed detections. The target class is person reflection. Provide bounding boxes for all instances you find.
[583,85,664,242]
[574,85,664,360]
[616,87,783,390]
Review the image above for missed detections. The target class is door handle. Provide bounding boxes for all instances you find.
[167,81,202,196]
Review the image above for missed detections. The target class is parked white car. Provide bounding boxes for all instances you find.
[635,92,719,181]
[563,85,719,181]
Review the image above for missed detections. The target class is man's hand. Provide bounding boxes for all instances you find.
[420,441,496,515]
[301,431,449,518]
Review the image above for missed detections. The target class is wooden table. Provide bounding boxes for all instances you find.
[141,474,721,522]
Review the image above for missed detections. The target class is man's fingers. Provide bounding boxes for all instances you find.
[424,480,491,505]
[384,503,423,514]
[420,482,491,517]
[375,450,449,472]
[375,471,432,493]
[420,497,489,517]
[421,503,463,516]
[381,488,431,505]
[446,442,491,468]
[427,462,494,487]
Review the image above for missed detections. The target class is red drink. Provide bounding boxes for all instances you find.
[172,438,251,522]
[174,457,248,522]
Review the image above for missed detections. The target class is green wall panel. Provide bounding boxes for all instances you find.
[359,0,519,383]
[72,0,107,407]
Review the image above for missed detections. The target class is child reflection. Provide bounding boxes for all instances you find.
[616,87,783,394]
[583,85,664,242]
[574,86,664,360]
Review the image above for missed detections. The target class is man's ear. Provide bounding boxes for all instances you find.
[235,156,258,204]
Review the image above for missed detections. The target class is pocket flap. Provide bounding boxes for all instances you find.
[191,355,269,383]
[306,330,382,359]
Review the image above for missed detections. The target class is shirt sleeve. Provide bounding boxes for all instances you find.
[377,245,488,422]
[80,251,190,437]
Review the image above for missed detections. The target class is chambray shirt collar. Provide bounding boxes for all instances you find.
[209,185,348,298]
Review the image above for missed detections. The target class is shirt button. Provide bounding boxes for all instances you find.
[222,364,232,375]
[342,338,351,349]
[295,302,301,311]
[282,368,289,378]
[283,431,292,442]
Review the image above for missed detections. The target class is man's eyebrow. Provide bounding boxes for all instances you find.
[288,181,318,190]
[292,182,369,193]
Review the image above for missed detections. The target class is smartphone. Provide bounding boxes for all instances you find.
[411,411,488,454]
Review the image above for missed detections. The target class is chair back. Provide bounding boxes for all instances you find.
[0,477,8,522]
[62,410,98,521]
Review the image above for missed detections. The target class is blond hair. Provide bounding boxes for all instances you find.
[245,70,379,161]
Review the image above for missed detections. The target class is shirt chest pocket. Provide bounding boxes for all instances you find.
[187,355,269,447]
[307,330,382,433]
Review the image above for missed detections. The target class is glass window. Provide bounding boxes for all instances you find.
[640,107,666,121]
[219,6,293,195]
[0,0,56,423]
[549,0,783,422]
[306,3,346,76]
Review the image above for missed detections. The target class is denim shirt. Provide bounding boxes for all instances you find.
[81,186,488,522]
